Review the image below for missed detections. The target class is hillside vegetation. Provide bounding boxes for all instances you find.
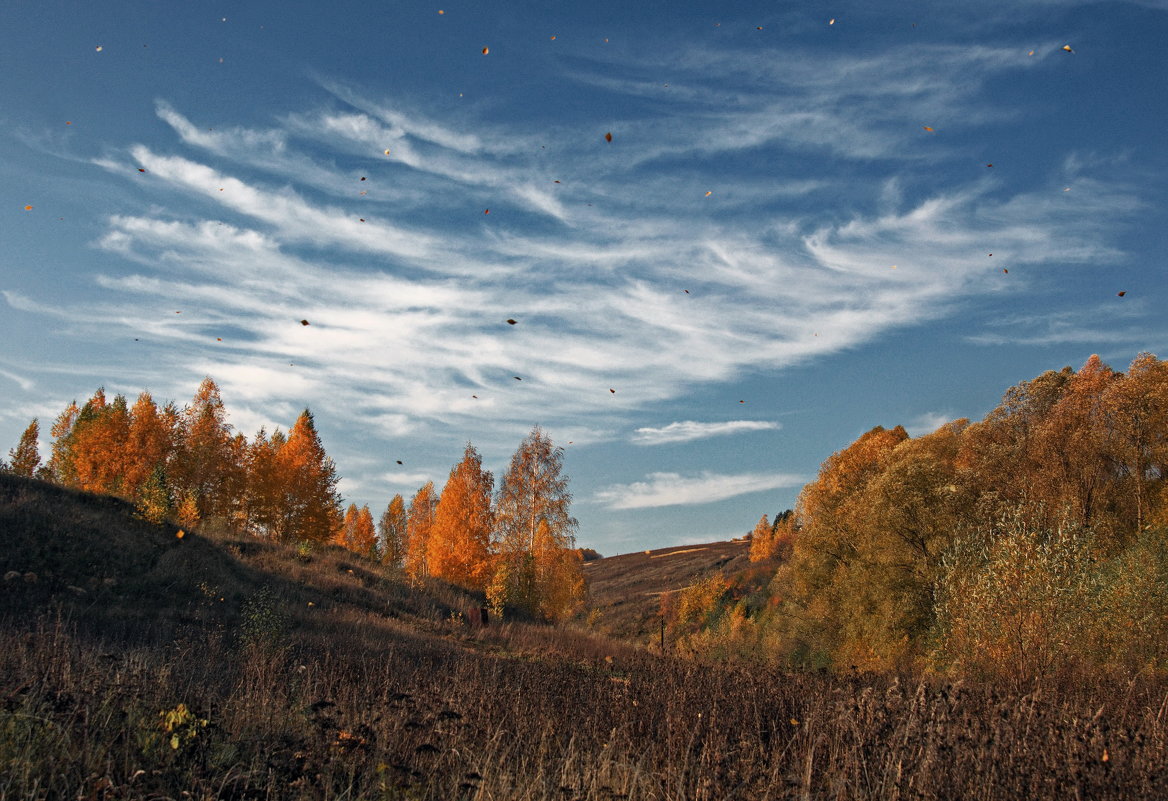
[5,471,1168,800]
[651,354,1168,680]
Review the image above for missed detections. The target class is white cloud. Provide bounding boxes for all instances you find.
[0,367,35,393]
[632,420,781,445]
[594,471,806,510]
[906,412,958,438]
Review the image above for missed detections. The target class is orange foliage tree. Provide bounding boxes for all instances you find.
[276,409,342,543]
[428,444,494,590]
[405,481,437,581]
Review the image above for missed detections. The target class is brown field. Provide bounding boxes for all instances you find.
[4,473,1168,800]
[582,539,757,642]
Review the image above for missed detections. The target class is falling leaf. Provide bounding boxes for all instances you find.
[550,35,556,40]
[609,388,615,394]
[506,319,517,325]
[987,163,994,167]
[829,18,836,25]
[360,176,366,181]
[396,460,403,465]
[922,126,935,133]
[384,148,391,155]
[1118,291,1126,297]
[890,265,897,269]
[472,394,478,399]
[683,289,690,294]
[438,9,444,14]
[553,180,561,183]
[138,168,147,172]
[23,205,32,211]
[739,400,745,404]
[1003,268,1009,274]
[514,376,522,381]
[359,218,365,222]
[704,191,712,197]
[482,46,490,54]
[65,121,72,125]
[604,132,613,142]
[483,209,490,214]
[1028,50,1036,56]
[95,45,103,52]
[176,529,185,539]
[1102,748,1109,762]
[756,26,763,30]
[216,337,222,341]
[1063,44,1075,53]
[300,319,310,326]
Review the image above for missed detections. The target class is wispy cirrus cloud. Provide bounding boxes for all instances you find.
[632,420,781,445]
[61,86,1136,468]
[12,35,1134,506]
[594,471,806,510]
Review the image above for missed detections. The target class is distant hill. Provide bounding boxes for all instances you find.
[582,538,766,643]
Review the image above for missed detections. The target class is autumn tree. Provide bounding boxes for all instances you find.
[63,389,133,496]
[772,424,909,669]
[124,392,177,504]
[491,426,583,620]
[7,419,41,477]
[136,464,175,524]
[1103,353,1168,531]
[276,409,342,543]
[405,481,437,581]
[170,378,244,527]
[336,503,377,556]
[1028,355,1120,534]
[243,427,288,539]
[429,444,494,589]
[336,504,360,550]
[379,494,407,568]
[46,401,80,485]
[354,505,377,557]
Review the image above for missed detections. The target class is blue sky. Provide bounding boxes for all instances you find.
[3,0,1166,554]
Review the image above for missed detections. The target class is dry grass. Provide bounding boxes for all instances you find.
[4,473,1168,799]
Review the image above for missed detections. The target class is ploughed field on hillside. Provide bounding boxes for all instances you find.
[4,472,1168,800]
[582,539,755,642]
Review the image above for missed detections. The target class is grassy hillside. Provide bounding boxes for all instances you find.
[4,472,1168,800]
[582,539,757,642]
